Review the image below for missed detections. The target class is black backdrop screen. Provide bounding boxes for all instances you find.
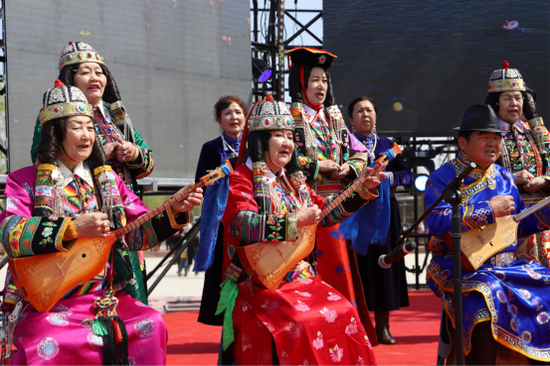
[323,0,550,136]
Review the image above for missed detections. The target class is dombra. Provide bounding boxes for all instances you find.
[238,143,401,290]
[8,162,232,312]
[443,195,550,271]
[502,21,519,30]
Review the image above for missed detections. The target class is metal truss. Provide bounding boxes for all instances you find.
[251,0,323,101]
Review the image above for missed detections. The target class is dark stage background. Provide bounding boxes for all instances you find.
[323,0,550,137]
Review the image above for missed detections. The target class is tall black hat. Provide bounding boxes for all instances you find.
[284,47,337,70]
[453,104,502,133]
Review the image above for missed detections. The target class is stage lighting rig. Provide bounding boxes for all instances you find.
[252,57,272,83]
[400,138,439,195]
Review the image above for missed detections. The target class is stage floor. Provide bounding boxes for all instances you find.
[161,289,441,365]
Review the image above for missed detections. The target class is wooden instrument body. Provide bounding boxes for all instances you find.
[443,215,518,271]
[236,224,317,290]
[236,143,401,290]
[8,234,117,312]
[6,163,231,313]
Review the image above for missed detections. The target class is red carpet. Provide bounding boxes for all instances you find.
[162,289,441,365]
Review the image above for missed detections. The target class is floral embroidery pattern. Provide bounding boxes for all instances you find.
[261,298,280,312]
[38,222,57,246]
[329,344,344,362]
[279,351,291,366]
[257,351,271,364]
[242,333,252,351]
[320,307,338,323]
[327,292,342,301]
[295,300,311,312]
[42,227,53,237]
[345,318,358,335]
[263,322,275,332]
[37,337,60,360]
[285,322,304,339]
[295,291,312,298]
[312,331,324,350]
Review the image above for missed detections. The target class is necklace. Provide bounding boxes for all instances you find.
[221,133,240,161]
[355,131,377,162]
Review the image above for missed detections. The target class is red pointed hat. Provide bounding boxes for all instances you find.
[284,47,337,70]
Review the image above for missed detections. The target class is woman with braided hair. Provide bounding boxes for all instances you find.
[30,41,155,304]
[1,81,202,365]
[485,61,550,268]
[217,95,381,365]
[284,47,374,338]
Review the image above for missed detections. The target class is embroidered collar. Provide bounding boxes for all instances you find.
[222,132,239,145]
[57,160,95,189]
[454,151,494,180]
[245,157,286,182]
[303,103,326,125]
[498,117,524,133]
[353,131,376,142]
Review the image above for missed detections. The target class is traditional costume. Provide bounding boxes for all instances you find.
[218,96,377,365]
[426,104,550,363]
[285,47,371,324]
[1,83,189,365]
[353,132,411,344]
[195,131,243,326]
[29,41,154,304]
[486,61,550,268]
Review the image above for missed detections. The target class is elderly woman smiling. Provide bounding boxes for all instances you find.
[218,96,382,364]
[1,81,202,365]
[30,41,156,304]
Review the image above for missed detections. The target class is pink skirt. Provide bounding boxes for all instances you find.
[11,290,167,365]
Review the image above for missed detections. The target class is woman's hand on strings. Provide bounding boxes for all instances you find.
[72,212,110,238]
[171,183,203,213]
[297,202,321,227]
[361,167,387,191]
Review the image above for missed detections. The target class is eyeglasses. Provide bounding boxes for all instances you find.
[500,96,524,104]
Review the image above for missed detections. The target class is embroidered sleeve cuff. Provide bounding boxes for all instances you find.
[56,218,73,252]
[224,263,243,282]
[388,172,395,186]
[126,145,145,169]
[167,206,190,229]
[528,116,544,129]
[285,212,298,242]
[356,185,379,201]
[463,201,495,230]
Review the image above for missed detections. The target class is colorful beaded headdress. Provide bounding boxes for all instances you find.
[58,41,105,70]
[39,80,93,125]
[248,94,295,132]
[487,60,526,93]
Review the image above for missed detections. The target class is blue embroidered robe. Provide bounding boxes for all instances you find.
[425,152,550,361]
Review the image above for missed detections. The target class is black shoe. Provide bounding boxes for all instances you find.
[376,326,396,345]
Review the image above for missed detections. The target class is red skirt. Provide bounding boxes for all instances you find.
[232,276,377,365]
